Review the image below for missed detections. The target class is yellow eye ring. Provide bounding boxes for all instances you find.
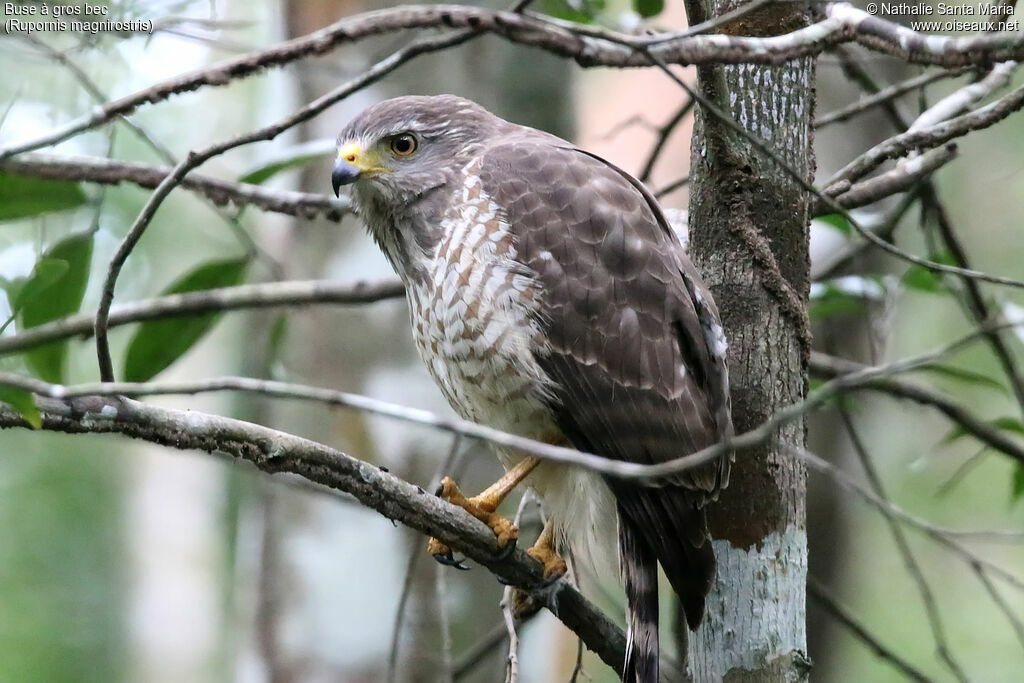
[390,133,418,157]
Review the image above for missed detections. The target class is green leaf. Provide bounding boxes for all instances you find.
[633,0,663,17]
[902,265,944,293]
[0,385,41,428]
[18,233,94,383]
[992,416,1024,435]
[817,214,853,237]
[239,140,335,185]
[1012,464,1024,504]
[0,172,87,222]
[916,363,1008,395]
[14,259,69,312]
[123,257,249,382]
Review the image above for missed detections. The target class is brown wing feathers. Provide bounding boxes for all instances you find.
[480,138,731,680]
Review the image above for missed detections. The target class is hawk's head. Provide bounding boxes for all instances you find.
[333,95,511,277]
[332,94,504,204]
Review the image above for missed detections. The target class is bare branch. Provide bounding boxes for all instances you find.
[0,279,404,357]
[807,576,930,682]
[638,97,694,183]
[0,395,628,674]
[793,444,1024,589]
[815,68,973,129]
[922,186,1024,419]
[828,82,1024,189]
[809,351,1024,465]
[815,144,956,216]
[0,153,350,221]
[4,3,1024,161]
[909,61,1018,132]
[5,322,1023,502]
[838,409,968,681]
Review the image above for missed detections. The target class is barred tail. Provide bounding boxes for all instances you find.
[619,511,660,683]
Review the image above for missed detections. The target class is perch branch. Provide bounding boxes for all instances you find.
[0,395,628,674]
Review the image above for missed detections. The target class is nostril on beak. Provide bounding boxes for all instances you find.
[332,159,361,197]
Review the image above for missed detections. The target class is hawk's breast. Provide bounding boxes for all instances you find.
[407,159,556,441]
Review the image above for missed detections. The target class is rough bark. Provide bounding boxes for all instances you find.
[686,1,814,680]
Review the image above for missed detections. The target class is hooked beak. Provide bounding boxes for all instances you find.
[333,140,386,197]
[332,159,360,197]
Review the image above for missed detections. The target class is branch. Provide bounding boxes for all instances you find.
[792,444,1024,590]
[0,395,627,674]
[807,576,930,682]
[922,185,1024,419]
[827,81,1024,189]
[838,409,968,681]
[4,366,1023,545]
[815,144,956,216]
[0,279,404,356]
[809,351,1024,465]
[815,68,973,129]
[637,43,1024,292]
[0,153,350,221]
[909,61,1018,132]
[3,3,1023,160]
[638,96,694,183]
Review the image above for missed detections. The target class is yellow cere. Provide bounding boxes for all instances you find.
[338,142,360,163]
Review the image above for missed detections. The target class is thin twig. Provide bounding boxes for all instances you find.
[809,351,1024,465]
[387,437,464,683]
[638,97,694,183]
[3,3,1024,160]
[793,444,1024,590]
[922,185,1024,419]
[976,569,1024,656]
[807,576,930,682]
[500,492,534,683]
[19,34,278,270]
[815,68,972,129]
[838,409,969,682]
[0,278,404,357]
[0,153,350,221]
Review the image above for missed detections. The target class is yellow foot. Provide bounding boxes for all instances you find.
[526,540,568,581]
[428,474,527,567]
[525,519,567,581]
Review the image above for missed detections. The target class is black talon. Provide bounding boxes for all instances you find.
[434,482,445,497]
[433,550,471,570]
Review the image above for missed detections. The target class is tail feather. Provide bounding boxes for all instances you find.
[619,512,660,683]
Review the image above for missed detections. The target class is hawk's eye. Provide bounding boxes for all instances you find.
[390,133,418,157]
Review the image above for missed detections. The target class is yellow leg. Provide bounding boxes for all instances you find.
[526,518,567,580]
[428,457,540,563]
[511,519,568,618]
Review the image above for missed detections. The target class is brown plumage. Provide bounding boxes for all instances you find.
[333,95,732,682]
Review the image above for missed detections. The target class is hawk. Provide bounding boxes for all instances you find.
[333,95,731,681]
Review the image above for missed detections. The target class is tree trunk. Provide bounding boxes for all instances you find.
[686,2,814,679]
